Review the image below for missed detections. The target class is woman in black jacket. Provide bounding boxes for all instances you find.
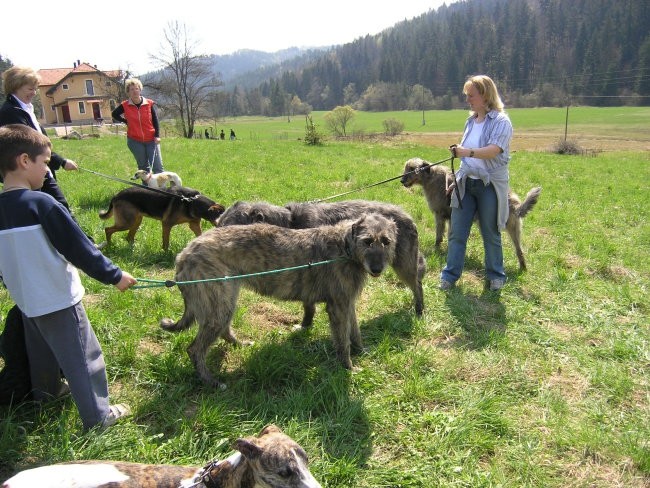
[0,66,78,209]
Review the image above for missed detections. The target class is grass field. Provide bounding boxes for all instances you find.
[1,108,648,487]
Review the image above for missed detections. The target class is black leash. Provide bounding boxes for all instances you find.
[77,166,196,201]
[447,146,463,210]
[310,155,454,203]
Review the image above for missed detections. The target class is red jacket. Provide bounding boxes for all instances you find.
[121,98,156,143]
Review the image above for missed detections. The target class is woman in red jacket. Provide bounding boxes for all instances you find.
[111,78,164,173]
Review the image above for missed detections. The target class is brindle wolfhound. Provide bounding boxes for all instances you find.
[217,199,425,326]
[401,157,542,270]
[161,214,397,387]
[2,424,321,488]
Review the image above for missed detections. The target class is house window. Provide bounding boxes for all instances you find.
[62,84,69,90]
[79,102,86,114]
[51,105,55,112]
[85,79,95,95]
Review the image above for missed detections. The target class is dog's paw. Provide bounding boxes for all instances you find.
[160,318,179,331]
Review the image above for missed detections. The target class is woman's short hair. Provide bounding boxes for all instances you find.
[125,78,143,92]
[463,75,505,113]
[2,66,41,96]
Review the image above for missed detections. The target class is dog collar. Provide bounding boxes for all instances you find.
[188,452,242,488]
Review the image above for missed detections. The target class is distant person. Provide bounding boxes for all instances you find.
[230,129,236,140]
[0,66,78,211]
[0,124,137,429]
[220,129,225,140]
[205,128,210,139]
[111,78,164,174]
[440,75,513,292]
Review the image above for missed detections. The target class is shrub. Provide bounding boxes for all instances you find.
[383,118,405,136]
[550,138,583,155]
[304,115,324,146]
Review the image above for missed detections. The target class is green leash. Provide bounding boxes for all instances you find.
[133,257,347,289]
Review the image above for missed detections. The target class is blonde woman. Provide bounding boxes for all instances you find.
[441,75,513,292]
[111,78,164,173]
[0,66,78,210]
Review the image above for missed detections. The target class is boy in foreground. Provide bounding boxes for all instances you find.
[0,124,137,430]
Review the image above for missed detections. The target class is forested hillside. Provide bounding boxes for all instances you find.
[222,0,650,114]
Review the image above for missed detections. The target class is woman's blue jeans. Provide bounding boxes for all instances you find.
[127,138,164,173]
[441,178,506,284]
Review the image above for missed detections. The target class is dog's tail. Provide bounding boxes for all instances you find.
[160,308,195,332]
[98,201,114,220]
[515,187,542,219]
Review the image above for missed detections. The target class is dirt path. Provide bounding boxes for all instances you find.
[405,131,650,152]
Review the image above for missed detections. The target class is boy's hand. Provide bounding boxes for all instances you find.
[115,272,137,291]
[64,159,78,171]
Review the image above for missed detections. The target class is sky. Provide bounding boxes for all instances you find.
[2,0,450,75]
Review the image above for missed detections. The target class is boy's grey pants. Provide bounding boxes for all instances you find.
[22,302,110,430]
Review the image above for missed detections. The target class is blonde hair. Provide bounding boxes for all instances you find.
[125,78,143,92]
[2,66,41,96]
[463,75,504,114]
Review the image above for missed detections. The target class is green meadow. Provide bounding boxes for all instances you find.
[188,106,650,142]
[1,107,648,487]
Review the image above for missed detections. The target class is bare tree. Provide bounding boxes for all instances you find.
[148,21,221,138]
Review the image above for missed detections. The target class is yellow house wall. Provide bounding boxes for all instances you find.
[39,73,117,125]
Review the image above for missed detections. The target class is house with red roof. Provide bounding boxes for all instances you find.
[38,61,123,125]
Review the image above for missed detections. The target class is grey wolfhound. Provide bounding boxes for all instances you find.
[217,199,425,326]
[401,157,542,270]
[160,213,397,387]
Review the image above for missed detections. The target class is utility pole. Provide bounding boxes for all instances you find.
[564,101,570,142]
[421,84,426,126]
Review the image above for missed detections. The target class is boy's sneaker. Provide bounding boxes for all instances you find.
[101,403,131,428]
[489,279,506,291]
[56,379,71,398]
[439,279,454,290]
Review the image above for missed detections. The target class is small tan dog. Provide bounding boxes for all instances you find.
[2,424,321,488]
[132,169,183,189]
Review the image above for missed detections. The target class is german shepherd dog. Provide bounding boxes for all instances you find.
[99,186,225,251]
[2,424,321,488]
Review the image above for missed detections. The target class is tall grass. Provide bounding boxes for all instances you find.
[1,110,648,486]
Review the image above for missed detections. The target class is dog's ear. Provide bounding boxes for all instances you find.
[234,437,263,460]
[259,424,282,436]
[250,209,265,223]
[210,204,225,213]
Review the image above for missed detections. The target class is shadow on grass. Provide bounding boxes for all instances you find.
[136,324,373,464]
[444,288,507,349]
[360,310,416,350]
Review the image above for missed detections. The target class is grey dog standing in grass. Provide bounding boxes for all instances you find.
[401,157,542,270]
[161,213,397,388]
[217,199,425,326]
